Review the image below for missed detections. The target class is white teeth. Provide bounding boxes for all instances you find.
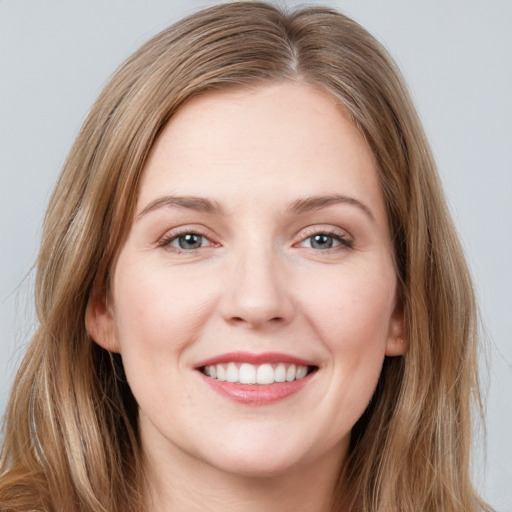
[296,366,308,380]
[203,362,312,385]
[275,363,286,383]
[217,365,226,381]
[239,363,256,384]
[256,363,274,385]
[226,362,238,383]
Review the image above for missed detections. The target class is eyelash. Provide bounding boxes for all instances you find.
[295,228,353,252]
[158,228,217,254]
[157,227,353,254]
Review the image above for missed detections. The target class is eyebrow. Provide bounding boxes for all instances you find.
[137,193,374,221]
[288,194,374,221]
[137,195,223,219]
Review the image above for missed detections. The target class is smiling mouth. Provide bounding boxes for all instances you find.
[200,362,317,385]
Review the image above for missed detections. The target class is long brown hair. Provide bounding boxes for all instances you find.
[0,2,492,511]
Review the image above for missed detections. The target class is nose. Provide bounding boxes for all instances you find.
[219,248,295,329]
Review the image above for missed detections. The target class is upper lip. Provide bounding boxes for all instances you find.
[195,351,317,368]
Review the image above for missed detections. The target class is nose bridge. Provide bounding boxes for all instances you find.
[221,239,294,328]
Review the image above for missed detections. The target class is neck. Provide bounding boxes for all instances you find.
[141,431,346,512]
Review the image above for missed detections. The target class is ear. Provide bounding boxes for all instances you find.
[85,281,120,353]
[385,300,408,357]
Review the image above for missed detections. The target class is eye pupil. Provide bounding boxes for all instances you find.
[311,234,333,249]
[178,234,203,249]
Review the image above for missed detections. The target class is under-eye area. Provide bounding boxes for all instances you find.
[200,363,319,385]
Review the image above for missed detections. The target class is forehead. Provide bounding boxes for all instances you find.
[138,82,384,220]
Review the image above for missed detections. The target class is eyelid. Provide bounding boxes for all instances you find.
[293,225,354,250]
[157,225,220,253]
[155,224,353,254]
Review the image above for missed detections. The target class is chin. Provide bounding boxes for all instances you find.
[191,425,347,480]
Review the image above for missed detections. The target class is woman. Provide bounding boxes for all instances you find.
[0,2,494,511]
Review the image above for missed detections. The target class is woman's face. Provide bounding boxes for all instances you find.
[88,83,405,479]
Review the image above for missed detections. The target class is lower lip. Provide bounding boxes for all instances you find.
[199,372,315,405]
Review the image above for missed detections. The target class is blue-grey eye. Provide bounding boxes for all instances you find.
[175,233,204,249]
[308,234,337,249]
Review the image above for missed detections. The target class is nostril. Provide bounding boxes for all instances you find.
[228,315,285,326]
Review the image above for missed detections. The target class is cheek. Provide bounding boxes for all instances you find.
[302,264,396,347]
[299,262,396,396]
[111,258,220,358]
[109,260,222,422]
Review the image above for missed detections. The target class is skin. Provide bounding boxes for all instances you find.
[87,82,406,512]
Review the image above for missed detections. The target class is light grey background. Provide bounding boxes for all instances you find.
[1,0,511,509]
